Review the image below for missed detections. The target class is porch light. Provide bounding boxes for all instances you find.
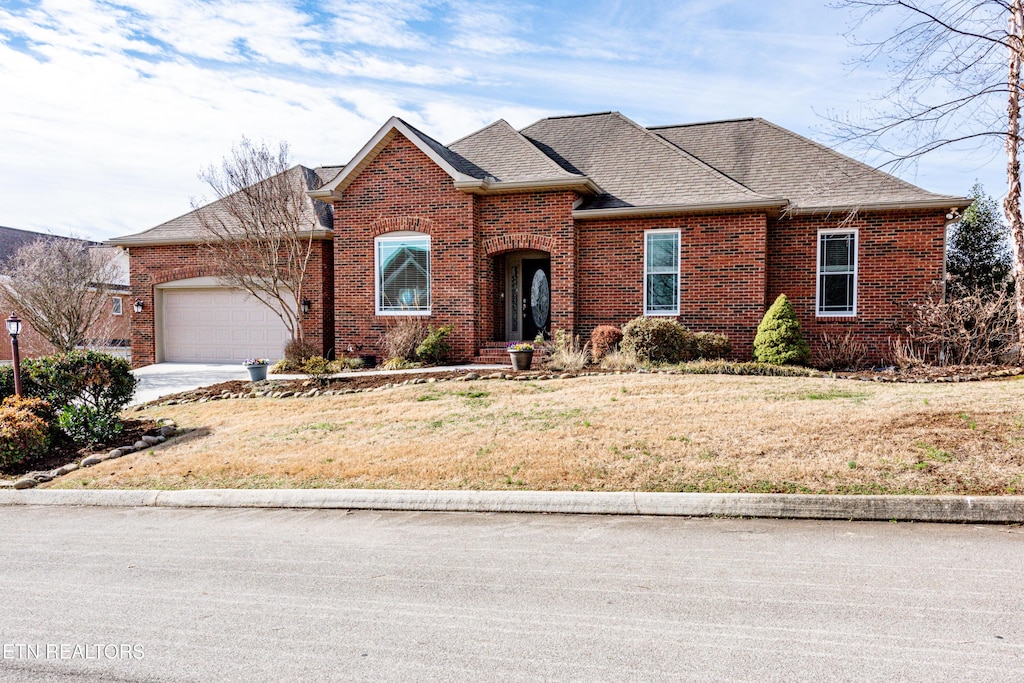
[301,299,311,315]
[133,299,144,314]
[6,313,22,397]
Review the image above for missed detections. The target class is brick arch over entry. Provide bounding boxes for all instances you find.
[151,265,224,286]
[483,233,553,256]
[370,216,434,237]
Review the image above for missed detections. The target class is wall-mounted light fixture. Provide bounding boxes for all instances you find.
[133,299,144,314]
[301,299,312,315]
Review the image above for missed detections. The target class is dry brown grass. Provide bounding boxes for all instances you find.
[49,374,1024,495]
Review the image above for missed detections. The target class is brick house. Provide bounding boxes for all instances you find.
[113,112,968,366]
[0,226,130,361]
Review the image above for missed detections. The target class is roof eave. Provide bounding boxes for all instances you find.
[787,197,971,216]
[572,198,790,219]
[453,177,601,195]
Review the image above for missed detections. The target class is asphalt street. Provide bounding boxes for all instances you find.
[0,507,1021,682]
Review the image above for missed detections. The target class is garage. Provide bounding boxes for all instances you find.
[161,288,291,363]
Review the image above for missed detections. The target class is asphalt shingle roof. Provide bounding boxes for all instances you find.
[111,165,334,245]
[519,112,774,210]
[651,117,958,210]
[448,119,584,183]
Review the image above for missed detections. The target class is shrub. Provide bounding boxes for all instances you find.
[284,338,321,363]
[620,317,694,364]
[269,359,300,374]
[20,351,136,449]
[341,356,365,370]
[753,295,811,366]
[693,332,731,360]
[599,350,637,371]
[590,325,623,362]
[416,325,453,364]
[381,357,421,371]
[670,360,819,377]
[57,404,123,447]
[0,396,52,469]
[547,330,589,372]
[301,356,334,384]
[816,331,869,371]
[0,363,43,400]
[378,318,428,361]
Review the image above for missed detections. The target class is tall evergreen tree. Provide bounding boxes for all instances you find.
[947,183,1012,296]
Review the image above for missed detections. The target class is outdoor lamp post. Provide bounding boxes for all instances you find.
[6,313,23,397]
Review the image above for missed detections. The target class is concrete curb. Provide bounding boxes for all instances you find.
[0,489,1022,522]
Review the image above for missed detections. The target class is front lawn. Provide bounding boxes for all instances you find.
[49,373,1024,495]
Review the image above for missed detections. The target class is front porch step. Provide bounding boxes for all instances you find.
[473,343,550,365]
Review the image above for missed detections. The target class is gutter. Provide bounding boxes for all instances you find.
[572,198,790,219]
[105,229,335,248]
[452,177,602,195]
[787,197,971,216]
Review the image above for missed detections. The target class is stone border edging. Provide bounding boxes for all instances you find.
[0,489,1021,523]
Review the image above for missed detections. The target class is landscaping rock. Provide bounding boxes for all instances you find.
[118,445,136,454]
[0,480,14,488]
[484,373,504,380]
[13,477,37,489]
[32,472,53,483]
[61,463,78,474]
[464,372,480,381]
[156,435,166,443]
[108,449,124,459]
[141,435,161,446]
[81,455,106,467]
[134,440,150,450]
[159,425,176,437]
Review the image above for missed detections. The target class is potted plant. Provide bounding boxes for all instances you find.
[506,342,534,371]
[243,358,270,381]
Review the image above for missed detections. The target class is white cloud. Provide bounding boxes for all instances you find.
[0,0,1005,240]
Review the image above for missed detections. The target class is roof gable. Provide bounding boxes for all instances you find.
[447,119,584,184]
[651,118,963,212]
[520,112,780,212]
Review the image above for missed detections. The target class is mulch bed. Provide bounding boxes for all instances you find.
[1,417,163,478]
[133,362,1024,410]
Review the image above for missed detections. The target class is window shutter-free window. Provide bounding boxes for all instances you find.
[645,230,680,315]
[817,231,857,315]
[376,235,430,314]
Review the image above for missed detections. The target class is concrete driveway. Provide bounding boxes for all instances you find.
[130,363,252,405]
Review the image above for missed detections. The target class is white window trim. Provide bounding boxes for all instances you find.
[374,232,431,316]
[815,228,858,317]
[111,296,123,316]
[643,228,681,316]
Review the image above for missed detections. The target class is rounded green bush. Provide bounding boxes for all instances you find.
[753,294,811,365]
[621,317,694,364]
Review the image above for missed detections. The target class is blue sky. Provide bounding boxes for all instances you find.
[0,0,1005,241]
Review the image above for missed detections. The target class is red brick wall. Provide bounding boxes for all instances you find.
[0,292,130,362]
[476,191,577,344]
[768,209,947,364]
[333,132,477,361]
[576,213,769,359]
[127,240,333,367]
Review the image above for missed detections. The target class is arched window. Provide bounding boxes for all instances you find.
[375,232,430,314]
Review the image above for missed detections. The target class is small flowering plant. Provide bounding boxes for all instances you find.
[243,358,270,367]
[506,342,534,352]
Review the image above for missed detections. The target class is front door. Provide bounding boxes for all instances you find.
[522,258,551,341]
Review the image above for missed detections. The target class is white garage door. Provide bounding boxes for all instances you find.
[162,288,291,363]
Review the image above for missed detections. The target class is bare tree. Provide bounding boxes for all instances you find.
[0,238,121,352]
[833,0,1024,360]
[193,137,329,341]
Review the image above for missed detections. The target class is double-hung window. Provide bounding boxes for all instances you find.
[817,230,857,316]
[644,229,680,316]
[111,296,123,316]
[376,233,430,314]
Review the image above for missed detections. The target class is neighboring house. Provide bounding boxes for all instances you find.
[0,226,130,361]
[112,112,969,367]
